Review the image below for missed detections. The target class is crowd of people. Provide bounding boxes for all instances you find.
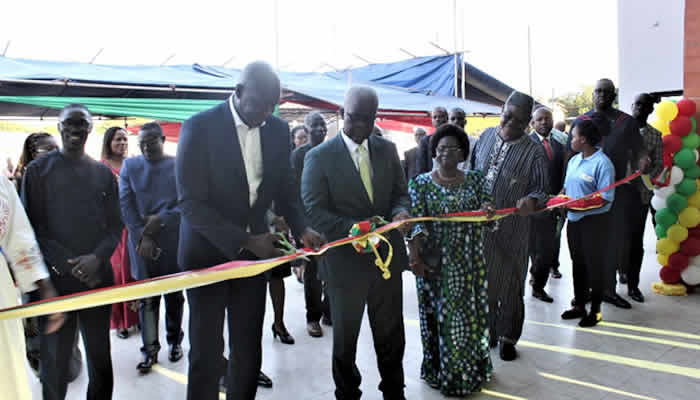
[0,59,664,400]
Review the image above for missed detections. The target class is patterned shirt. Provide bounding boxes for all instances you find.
[637,124,664,204]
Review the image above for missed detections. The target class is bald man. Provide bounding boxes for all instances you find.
[302,86,411,399]
[176,61,322,400]
[415,106,448,175]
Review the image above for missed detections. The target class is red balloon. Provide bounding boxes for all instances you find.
[670,116,693,137]
[681,237,700,256]
[664,135,683,154]
[660,266,681,283]
[677,98,697,117]
[688,226,700,238]
[669,252,690,270]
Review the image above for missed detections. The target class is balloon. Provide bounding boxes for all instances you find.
[657,237,680,255]
[660,265,681,283]
[654,185,675,199]
[677,178,697,196]
[668,224,689,243]
[681,265,700,285]
[657,100,679,121]
[663,135,683,155]
[671,116,693,137]
[658,253,670,266]
[681,237,700,257]
[674,149,696,169]
[669,253,690,270]
[683,132,700,149]
[667,193,688,214]
[694,117,698,134]
[689,226,700,238]
[685,165,700,180]
[651,194,667,211]
[676,98,697,117]
[670,166,684,185]
[696,150,699,162]
[655,208,678,227]
[679,207,700,228]
[655,223,668,238]
[652,118,671,135]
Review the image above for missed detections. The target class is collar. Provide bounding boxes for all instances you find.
[228,95,266,129]
[341,129,368,154]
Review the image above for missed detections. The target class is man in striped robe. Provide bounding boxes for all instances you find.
[471,91,549,361]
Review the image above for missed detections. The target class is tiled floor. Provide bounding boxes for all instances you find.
[28,217,700,399]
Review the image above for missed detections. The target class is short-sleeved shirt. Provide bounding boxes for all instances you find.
[564,148,616,222]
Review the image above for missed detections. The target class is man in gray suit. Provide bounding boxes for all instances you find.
[301,86,411,400]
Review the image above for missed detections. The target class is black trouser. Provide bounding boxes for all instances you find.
[328,270,405,400]
[40,305,113,400]
[553,215,564,271]
[140,291,185,356]
[625,203,650,291]
[607,185,641,295]
[567,212,611,312]
[304,257,331,323]
[187,273,266,400]
[529,212,559,290]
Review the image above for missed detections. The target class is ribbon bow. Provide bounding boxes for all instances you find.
[349,217,393,280]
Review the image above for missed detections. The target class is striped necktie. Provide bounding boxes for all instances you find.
[356,146,373,203]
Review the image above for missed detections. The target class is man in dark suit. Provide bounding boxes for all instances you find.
[175,61,323,400]
[415,106,448,176]
[528,107,565,302]
[302,86,411,400]
[403,126,426,181]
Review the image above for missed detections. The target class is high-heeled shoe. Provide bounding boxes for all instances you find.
[271,324,295,345]
[137,354,158,374]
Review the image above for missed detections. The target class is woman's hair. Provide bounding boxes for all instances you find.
[15,132,53,175]
[290,125,308,148]
[430,123,470,161]
[574,112,608,147]
[101,126,126,161]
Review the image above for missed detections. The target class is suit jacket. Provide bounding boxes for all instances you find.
[415,135,433,176]
[301,134,410,286]
[175,101,306,271]
[529,132,565,195]
[403,147,419,181]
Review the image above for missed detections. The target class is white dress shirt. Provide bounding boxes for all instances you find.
[229,96,263,208]
[341,130,373,177]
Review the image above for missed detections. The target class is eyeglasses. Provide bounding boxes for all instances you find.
[436,145,463,154]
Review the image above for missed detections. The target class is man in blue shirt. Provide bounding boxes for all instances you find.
[119,122,184,374]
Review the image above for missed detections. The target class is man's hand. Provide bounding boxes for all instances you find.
[68,254,102,288]
[36,279,65,334]
[515,197,537,217]
[639,155,651,174]
[300,227,325,250]
[137,235,159,260]
[271,216,290,234]
[244,233,285,259]
[143,215,163,237]
[392,210,413,235]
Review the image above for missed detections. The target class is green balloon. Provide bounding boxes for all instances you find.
[692,117,697,134]
[677,178,698,196]
[686,165,700,180]
[656,223,668,238]
[655,207,678,227]
[674,149,696,170]
[667,193,689,213]
[683,132,700,150]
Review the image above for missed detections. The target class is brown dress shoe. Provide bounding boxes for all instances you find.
[307,321,323,337]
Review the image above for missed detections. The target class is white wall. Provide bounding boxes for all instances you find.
[618,0,685,113]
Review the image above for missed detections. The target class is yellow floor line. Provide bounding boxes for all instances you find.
[152,364,226,400]
[525,320,700,351]
[519,340,700,379]
[598,321,700,341]
[481,389,528,400]
[538,372,656,400]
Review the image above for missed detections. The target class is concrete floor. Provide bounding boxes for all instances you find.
[29,217,700,399]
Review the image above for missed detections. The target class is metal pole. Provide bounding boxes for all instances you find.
[160,54,176,66]
[89,48,104,64]
[453,0,458,97]
[527,25,533,96]
[462,52,467,100]
[273,0,280,70]
[2,41,11,57]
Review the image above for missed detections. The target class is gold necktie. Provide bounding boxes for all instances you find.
[356,146,373,203]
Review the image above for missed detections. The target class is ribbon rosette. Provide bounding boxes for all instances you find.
[349,218,393,280]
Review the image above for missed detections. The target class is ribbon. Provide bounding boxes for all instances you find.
[0,171,642,322]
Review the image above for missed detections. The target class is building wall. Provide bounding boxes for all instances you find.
[618,0,685,113]
[685,0,700,103]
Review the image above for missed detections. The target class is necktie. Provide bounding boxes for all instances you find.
[543,137,553,160]
[356,146,373,203]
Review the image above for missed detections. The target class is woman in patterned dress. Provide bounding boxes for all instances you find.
[101,127,139,338]
[407,124,495,396]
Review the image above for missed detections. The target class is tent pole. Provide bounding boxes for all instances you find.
[453,0,458,97]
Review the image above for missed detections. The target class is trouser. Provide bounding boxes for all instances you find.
[567,212,611,312]
[553,215,564,270]
[140,291,185,356]
[625,203,650,290]
[607,185,641,295]
[187,273,266,400]
[488,264,527,344]
[304,257,331,323]
[529,212,559,290]
[40,305,113,400]
[328,271,406,400]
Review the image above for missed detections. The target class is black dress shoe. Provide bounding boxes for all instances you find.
[117,329,129,339]
[602,293,632,309]
[628,288,645,303]
[257,371,273,388]
[619,272,628,284]
[137,354,158,374]
[307,321,323,337]
[532,288,554,303]
[169,344,183,362]
[579,311,602,327]
[561,307,587,320]
[499,342,518,361]
[272,324,295,344]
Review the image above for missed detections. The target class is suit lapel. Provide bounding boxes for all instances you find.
[368,136,384,208]
[221,103,249,208]
[334,135,373,208]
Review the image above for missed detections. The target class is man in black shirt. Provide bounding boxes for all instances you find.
[22,104,122,400]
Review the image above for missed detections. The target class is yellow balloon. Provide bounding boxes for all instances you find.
[680,207,700,228]
[651,118,671,135]
[667,224,689,243]
[657,238,680,256]
[657,253,669,266]
[657,100,679,122]
[689,191,700,209]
